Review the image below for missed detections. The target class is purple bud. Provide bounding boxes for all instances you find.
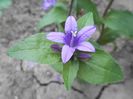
[55,74,61,81]
[78,53,91,60]
[42,0,56,11]
[51,44,61,52]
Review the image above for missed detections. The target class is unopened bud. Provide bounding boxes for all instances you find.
[78,53,91,60]
[51,44,61,52]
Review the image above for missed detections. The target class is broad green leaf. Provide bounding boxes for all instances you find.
[104,10,133,38]
[77,0,100,23]
[8,33,63,68]
[52,62,63,73]
[78,49,123,84]
[63,61,79,90]
[89,40,102,50]
[77,12,94,30]
[37,4,67,30]
[0,0,12,10]
[98,29,120,45]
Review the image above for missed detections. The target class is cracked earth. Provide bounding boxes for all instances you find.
[0,0,133,99]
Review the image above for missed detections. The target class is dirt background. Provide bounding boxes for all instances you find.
[0,0,133,99]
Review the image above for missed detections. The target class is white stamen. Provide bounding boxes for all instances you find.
[71,31,77,37]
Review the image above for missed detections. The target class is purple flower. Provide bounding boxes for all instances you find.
[47,16,96,63]
[51,44,61,52]
[78,53,91,59]
[42,0,56,11]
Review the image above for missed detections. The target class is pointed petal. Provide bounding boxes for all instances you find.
[65,16,77,33]
[77,42,95,52]
[46,32,65,43]
[61,45,75,63]
[77,26,96,42]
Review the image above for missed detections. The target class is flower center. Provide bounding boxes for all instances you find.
[70,31,78,47]
[71,31,77,37]
[64,31,79,47]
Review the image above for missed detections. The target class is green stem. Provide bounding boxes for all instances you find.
[98,0,114,43]
[68,0,74,16]
[103,0,114,17]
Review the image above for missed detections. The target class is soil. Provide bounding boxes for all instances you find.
[0,0,133,99]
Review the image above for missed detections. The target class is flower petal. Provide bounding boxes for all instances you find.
[42,0,56,10]
[61,45,75,63]
[65,16,77,33]
[77,42,95,52]
[77,26,96,42]
[46,32,65,43]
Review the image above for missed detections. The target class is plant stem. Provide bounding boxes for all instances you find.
[103,0,114,17]
[95,85,110,99]
[68,0,74,16]
[98,0,114,43]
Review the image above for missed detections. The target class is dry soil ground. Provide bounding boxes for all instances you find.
[0,0,133,99]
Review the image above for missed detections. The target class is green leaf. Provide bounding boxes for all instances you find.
[77,0,100,23]
[77,12,94,30]
[37,4,67,30]
[98,29,120,45]
[8,33,63,68]
[78,48,123,84]
[63,61,79,90]
[57,23,64,32]
[0,0,12,10]
[104,10,133,38]
[52,62,63,73]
